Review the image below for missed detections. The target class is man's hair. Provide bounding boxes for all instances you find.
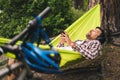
[96,27,106,44]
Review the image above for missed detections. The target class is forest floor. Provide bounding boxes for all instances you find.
[1,39,120,80]
[36,43,120,80]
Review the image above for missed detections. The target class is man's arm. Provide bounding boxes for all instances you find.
[73,40,101,60]
[57,32,66,47]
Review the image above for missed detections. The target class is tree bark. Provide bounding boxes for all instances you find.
[88,0,120,42]
[73,0,84,9]
[88,0,100,9]
[100,0,120,32]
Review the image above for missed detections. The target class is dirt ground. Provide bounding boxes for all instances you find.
[35,43,120,80]
[1,43,120,80]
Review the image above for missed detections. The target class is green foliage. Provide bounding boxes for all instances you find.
[71,0,88,21]
[44,0,74,36]
[0,0,85,38]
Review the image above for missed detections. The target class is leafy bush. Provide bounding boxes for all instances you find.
[0,0,87,38]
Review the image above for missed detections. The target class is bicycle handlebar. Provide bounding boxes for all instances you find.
[0,45,19,56]
[0,47,4,55]
[9,7,51,45]
[0,7,61,79]
[38,7,51,19]
[0,7,51,55]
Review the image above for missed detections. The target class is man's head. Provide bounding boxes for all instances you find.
[86,27,106,44]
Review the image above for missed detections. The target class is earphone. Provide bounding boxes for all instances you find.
[96,34,106,44]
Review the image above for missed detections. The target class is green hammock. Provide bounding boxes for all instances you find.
[40,4,100,67]
[0,4,100,68]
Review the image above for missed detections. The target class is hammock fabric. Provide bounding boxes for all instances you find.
[50,4,100,67]
[0,4,100,68]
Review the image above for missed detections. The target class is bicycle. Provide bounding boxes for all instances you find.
[0,7,61,80]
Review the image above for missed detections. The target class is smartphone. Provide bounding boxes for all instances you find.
[60,30,65,34]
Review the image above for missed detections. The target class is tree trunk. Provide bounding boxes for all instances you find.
[73,0,84,9]
[88,0,100,9]
[88,0,120,42]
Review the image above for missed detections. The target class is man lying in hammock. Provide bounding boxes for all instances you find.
[57,27,106,60]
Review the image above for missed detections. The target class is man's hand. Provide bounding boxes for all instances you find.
[61,32,75,48]
[60,33,66,44]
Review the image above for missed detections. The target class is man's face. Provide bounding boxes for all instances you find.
[86,28,102,40]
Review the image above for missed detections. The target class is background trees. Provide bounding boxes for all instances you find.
[0,0,84,38]
[1,0,119,43]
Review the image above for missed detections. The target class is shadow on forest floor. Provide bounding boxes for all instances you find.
[36,43,120,80]
[1,43,120,80]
